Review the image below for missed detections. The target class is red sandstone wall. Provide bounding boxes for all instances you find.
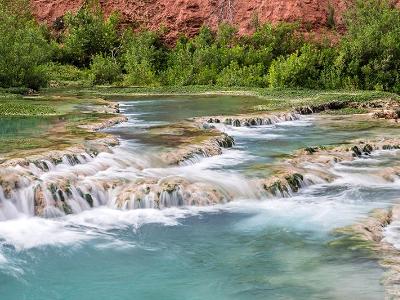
[27,0,367,40]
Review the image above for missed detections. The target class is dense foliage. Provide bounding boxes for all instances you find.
[1,0,400,92]
[60,1,119,67]
[0,0,51,89]
[335,0,400,92]
[89,54,121,84]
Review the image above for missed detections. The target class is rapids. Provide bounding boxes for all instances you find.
[1,95,400,299]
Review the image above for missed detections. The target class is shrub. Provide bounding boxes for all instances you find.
[0,0,51,89]
[249,23,303,57]
[216,62,266,87]
[161,37,194,85]
[327,4,335,29]
[60,1,119,67]
[89,54,121,85]
[338,0,400,92]
[45,63,90,85]
[216,23,238,47]
[122,31,166,85]
[268,44,322,88]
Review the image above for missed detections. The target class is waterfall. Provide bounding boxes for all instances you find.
[0,143,259,220]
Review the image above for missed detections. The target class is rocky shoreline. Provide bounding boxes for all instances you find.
[2,95,400,217]
[256,137,400,197]
[334,205,400,299]
[2,92,400,298]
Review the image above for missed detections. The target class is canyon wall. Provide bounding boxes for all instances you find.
[28,0,367,40]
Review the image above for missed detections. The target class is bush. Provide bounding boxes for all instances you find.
[45,63,89,85]
[248,23,303,57]
[122,31,165,85]
[3,0,400,91]
[217,62,266,87]
[338,0,400,92]
[60,1,119,67]
[216,23,238,47]
[89,54,122,85]
[0,0,51,89]
[162,39,194,85]
[268,44,323,88]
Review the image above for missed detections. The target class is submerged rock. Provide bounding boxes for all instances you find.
[160,132,235,165]
[79,115,128,132]
[260,172,305,197]
[195,112,301,129]
[351,146,362,157]
[373,109,400,120]
[232,119,241,127]
[295,101,348,115]
[362,144,373,155]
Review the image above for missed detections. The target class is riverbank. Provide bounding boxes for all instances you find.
[3,87,400,216]
[1,86,398,161]
[334,204,400,298]
[42,86,400,111]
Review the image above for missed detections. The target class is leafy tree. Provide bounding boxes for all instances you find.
[217,62,266,87]
[338,0,400,92]
[0,0,51,89]
[162,37,194,85]
[89,54,121,84]
[61,1,119,67]
[122,31,166,85]
[216,23,238,47]
[248,23,303,57]
[268,44,323,88]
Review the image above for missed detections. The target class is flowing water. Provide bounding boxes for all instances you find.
[1,95,400,299]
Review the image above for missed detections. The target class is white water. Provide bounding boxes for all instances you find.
[0,138,399,263]
[3,96,400,299]
[0,112,310,221]
[0,144,258,221]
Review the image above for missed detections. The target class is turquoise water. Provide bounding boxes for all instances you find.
[1,95,400,299]
[0,206,386,300]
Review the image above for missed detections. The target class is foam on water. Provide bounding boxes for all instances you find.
[0,96,400,299]
[213,117,313,140]
[1,152,398,265]
[384,222,400,249]
[0,204,224,267]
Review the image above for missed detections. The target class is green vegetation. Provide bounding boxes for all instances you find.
[337,0,400,92]
[0,90,56,116]
[323,107,369,115]
[45,63,89,86]
[1,0,400,93]
[89,54,121,85]
[0,102,56,116]
[0,0,51,89]
[59,0,119,67]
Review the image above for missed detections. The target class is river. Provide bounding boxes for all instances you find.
[1,95,399,299]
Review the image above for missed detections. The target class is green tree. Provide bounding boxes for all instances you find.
[338,0,400,92]
[0,0,51,89]
[89,54,121,84]
[162,37,194,85]
[61,1,119,67]
[268,44,323,88]
[249,23,302,57]
[122,31,166,85]
[217,62,266,87]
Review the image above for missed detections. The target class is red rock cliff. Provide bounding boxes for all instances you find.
[29,0,354,40]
